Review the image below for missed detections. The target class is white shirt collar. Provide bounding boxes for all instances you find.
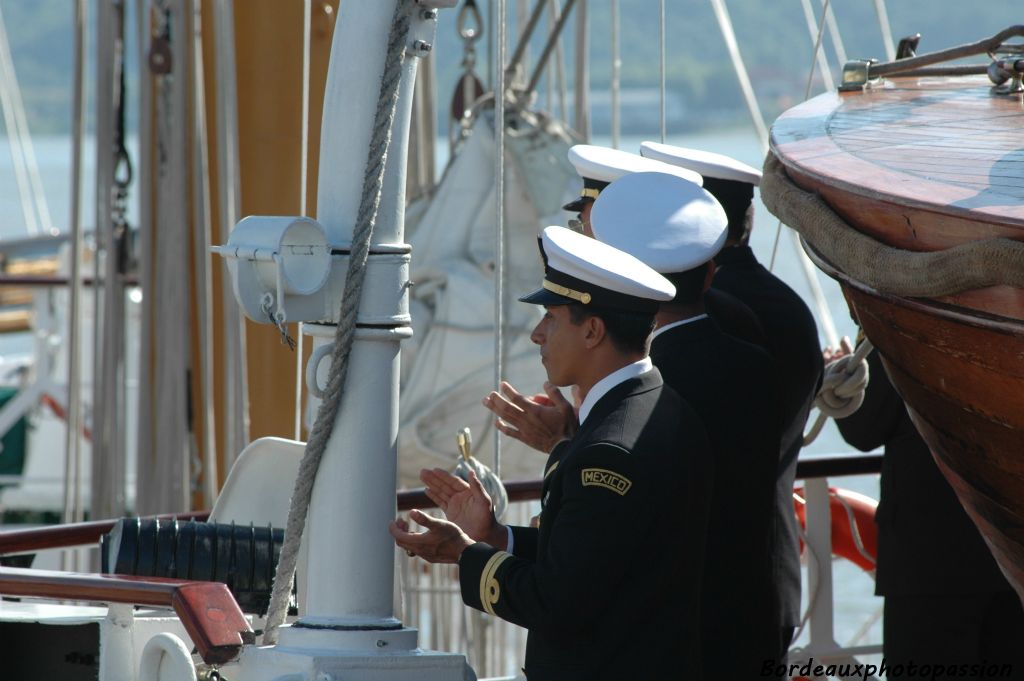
[651,313,709,340]
[578,357,653,425]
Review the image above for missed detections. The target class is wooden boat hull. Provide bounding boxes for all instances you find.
[771,76,1024,600]
[808,247,1024,597]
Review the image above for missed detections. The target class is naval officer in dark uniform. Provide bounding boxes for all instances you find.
[392,226,713,680]
[833,339,1024,678]
[641,141,823,657]
[590,171,783,674]
[564,144,767,348]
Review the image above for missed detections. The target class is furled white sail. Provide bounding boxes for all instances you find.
[398,106,578,485]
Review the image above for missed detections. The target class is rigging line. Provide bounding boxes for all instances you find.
[610,0,620,148]
[494,0,507,479]
[798,0,835,93]
[523,0,576,99]
[659,0,665,142]
[548,0,567,124]
[573,0,588,139]
[818,0,847,66]
[772,0,830,269]
[63,0,86,544]
[707,0,768,152]
[0,3,54,236]
[191,0,218,507]
[872,0,896,62]
[135,0,155,519]
[0,4,37,236]
[90,0,117,531]
[212,0,249,460]
[295,0,313,441]
[506,0,546,85]
[523,0,576,98]
[791,228,838,348]
[794,0,841,348]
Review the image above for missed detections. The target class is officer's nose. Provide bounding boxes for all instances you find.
[530,318,546,346]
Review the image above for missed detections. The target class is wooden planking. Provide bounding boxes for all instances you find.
[841,283,1024,601]
[771,76,1024,236]
[933,455,1024,605]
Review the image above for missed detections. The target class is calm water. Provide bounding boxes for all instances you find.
[0,127,883,655]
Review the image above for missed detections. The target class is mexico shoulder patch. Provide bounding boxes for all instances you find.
[581,468,632,496]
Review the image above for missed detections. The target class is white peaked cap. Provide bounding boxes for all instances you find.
[591,172,728,273]
[568,145,704,186]
[639,141,761,186]
[519,226,675,314]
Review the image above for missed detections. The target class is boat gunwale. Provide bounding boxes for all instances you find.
[770,75,1024,236]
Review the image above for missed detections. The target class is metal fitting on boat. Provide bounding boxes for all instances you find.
[839,60,875,92]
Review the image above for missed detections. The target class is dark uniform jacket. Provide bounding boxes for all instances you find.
[835,349,1010,596]
[458,369,712,680]
[705,287,768,349]
[713,244,824,629]
[650,317,782,672]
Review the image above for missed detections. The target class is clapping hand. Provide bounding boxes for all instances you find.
[482,381,576,454]
[421,468,508,549]
[390,510,474,564]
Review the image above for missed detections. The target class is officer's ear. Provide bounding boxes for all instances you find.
[702,261,716,293]
[582,314,606,349]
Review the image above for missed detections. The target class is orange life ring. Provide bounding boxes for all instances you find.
[793,486,878,574]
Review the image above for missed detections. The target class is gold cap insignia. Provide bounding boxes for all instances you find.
[542,279,592,304]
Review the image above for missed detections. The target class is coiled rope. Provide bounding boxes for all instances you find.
[261,0,413,645]
[802,336,873,445]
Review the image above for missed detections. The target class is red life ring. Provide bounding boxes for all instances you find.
[793,486,878,574]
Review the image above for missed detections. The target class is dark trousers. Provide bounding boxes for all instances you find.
[884,592,1024,680]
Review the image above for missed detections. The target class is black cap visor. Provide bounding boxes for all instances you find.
[519,287,576,306]
[562,196,589,212]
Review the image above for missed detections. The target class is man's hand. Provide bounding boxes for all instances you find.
[421,468,506,547]
[390,510,475,564]
[823,335,854,364]
[482,381,576,454]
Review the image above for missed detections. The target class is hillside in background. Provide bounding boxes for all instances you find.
[1,0,1020,134]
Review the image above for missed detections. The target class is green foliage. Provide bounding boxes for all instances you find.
[2,0,1022,134]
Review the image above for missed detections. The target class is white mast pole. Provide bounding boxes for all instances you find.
[233,2,473,678]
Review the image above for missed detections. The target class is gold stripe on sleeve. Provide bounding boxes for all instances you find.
[479,551,513,616]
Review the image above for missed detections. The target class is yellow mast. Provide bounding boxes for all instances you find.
[199,1,338,493]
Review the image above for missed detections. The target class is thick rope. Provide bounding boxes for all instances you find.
[262,1,412,645]
[761,152,1024,296]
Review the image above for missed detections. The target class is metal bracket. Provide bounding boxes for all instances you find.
[839,60,878,92]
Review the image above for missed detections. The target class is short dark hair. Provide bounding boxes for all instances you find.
[703,177,755,242]
[567,304,655,355]
[664,265,708,305]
